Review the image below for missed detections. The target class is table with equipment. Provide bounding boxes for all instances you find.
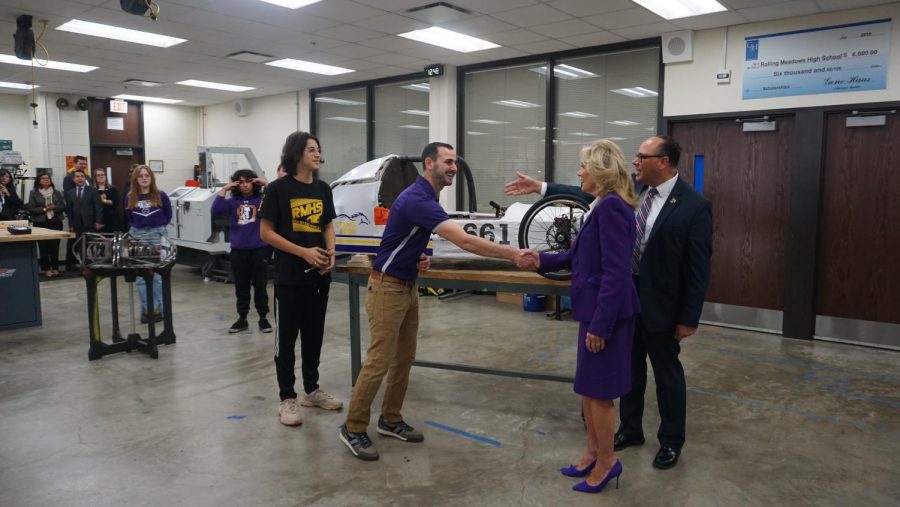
[337,264,572,385]
[0,223,73,330]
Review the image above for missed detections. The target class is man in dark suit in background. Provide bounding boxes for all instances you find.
[63,156,91,269]
[505,135,712,470]
[65,168,104,268]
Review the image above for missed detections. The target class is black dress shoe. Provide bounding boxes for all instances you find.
[613,432,645,451]
[653,447,680,469]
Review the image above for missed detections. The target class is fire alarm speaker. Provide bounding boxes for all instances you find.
[661,30,693,64]
[234,99,250,117]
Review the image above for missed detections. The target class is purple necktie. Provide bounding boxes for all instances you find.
[632,187,658,274]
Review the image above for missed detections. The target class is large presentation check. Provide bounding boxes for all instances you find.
[743,19,891,100]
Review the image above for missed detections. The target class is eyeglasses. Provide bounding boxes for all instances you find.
[304,147,322,154]
[635,153,665,161]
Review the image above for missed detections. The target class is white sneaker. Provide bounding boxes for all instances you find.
[300,389,343,410]
[278,398,302,426]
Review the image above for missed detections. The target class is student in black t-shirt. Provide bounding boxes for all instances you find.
[259,131,341,427]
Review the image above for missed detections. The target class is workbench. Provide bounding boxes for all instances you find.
[0,224,74,330]
[336,264,573,385]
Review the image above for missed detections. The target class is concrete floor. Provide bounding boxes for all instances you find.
[1,265,898,506]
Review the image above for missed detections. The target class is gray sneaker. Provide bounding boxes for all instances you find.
[376,416,424,442]
[339,424,379,461]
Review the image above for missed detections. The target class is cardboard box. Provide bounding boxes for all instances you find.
[495,292,522,305]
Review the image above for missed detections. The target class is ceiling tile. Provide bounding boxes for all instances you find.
[512,39,577,55]
[351,13,429,34]
[324,44,386,60]
[361,35,423,52]
[584,8,665,30]
[301,0,388,22]
[719,0,792,9]
[529,19,599,38]
[547,0,635,17]
[611,21,682,40]
[364,52,424,67]
[313,23,386,43]
[490,4,572,28]
[443,15,518,36]
[448,0,539,15]
[670,10,749,30]
[473,47,531,61]
[737,0,822,22]
[352,0,430,10]
[487,28,548,46]
[814,0,896,10]
[559,31,627,47]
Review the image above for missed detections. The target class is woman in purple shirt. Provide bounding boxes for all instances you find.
[211,169,272,334]
[535,139,639,494]
[125,165,172,323]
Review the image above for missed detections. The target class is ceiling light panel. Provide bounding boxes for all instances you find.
[0,81,36,90]
[0,54,97,73]
[266,58,354,76]
[530,64,597,80]
[398,27,499,53]
[113,94,183,104]
[401,83,430,92]
[176,80,254,92]
[257,0,324,9]
[315,97,364,105]
[123,79,165,87]
[631,0,726,20]
[57,20,187,48]
[491,99,540,108]
[610,87,658,97]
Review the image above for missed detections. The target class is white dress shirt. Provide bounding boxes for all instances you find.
[638,172,679,256]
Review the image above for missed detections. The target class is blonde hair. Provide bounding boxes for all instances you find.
[126,165,162,209]
[580,139,638,208]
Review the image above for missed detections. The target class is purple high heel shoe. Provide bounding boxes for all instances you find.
[572,459,622,493]
[560,459,596,478]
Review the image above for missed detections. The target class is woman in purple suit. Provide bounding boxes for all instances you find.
[534,139,639,494]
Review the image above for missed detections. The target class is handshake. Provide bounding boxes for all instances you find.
[513,249,540,271]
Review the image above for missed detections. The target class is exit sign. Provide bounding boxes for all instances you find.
[110,99,128,114]
[424,64,443,77]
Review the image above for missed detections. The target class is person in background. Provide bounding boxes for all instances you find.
[65,169,104,269]
[523,139,639,494]
[211,169,272,334]
[93,168,120,233]
[122,163,139,231]
[64,156,90,269]
[0,168,23,220]
[125,165,172,324]
[63,156,90,194]
[26,172,66,277]
[259,131,341,427]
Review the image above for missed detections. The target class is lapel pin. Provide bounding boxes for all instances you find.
[669,197,678,204]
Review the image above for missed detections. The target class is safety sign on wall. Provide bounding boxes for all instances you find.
[743,18,891,100]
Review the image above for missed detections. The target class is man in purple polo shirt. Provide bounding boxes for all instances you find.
[339,142,538,461]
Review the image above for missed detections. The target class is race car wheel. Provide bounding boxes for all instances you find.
[518,195,590,281]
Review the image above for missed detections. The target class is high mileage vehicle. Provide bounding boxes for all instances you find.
[331,155,589,280]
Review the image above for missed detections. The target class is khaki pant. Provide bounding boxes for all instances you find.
[345,278,419,432]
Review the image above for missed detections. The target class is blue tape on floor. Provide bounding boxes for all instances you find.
[226,415,246,420]
[424,420,501,447]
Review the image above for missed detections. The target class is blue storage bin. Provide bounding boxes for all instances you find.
[523,294,546,312]
[560,296,572,311]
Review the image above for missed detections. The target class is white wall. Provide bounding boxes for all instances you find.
[665,3,900,116]
[202,91,308,180]
[143,103,201,191]
[0,93,91,182]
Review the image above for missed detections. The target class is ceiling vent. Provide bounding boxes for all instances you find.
[405,2,473,24]
[123,78,165,87]
[226,51,275,64]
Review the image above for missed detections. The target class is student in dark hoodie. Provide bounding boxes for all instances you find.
[212,169,272,334]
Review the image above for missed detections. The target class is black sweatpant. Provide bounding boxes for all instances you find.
[230,247,269,319]
[274,283,330,401]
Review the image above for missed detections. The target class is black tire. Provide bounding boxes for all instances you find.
[518,195,590,281]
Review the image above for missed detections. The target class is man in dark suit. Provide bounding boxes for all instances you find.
[505,135,712,470]
[65,168,104,267]
[64,156,91,269]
